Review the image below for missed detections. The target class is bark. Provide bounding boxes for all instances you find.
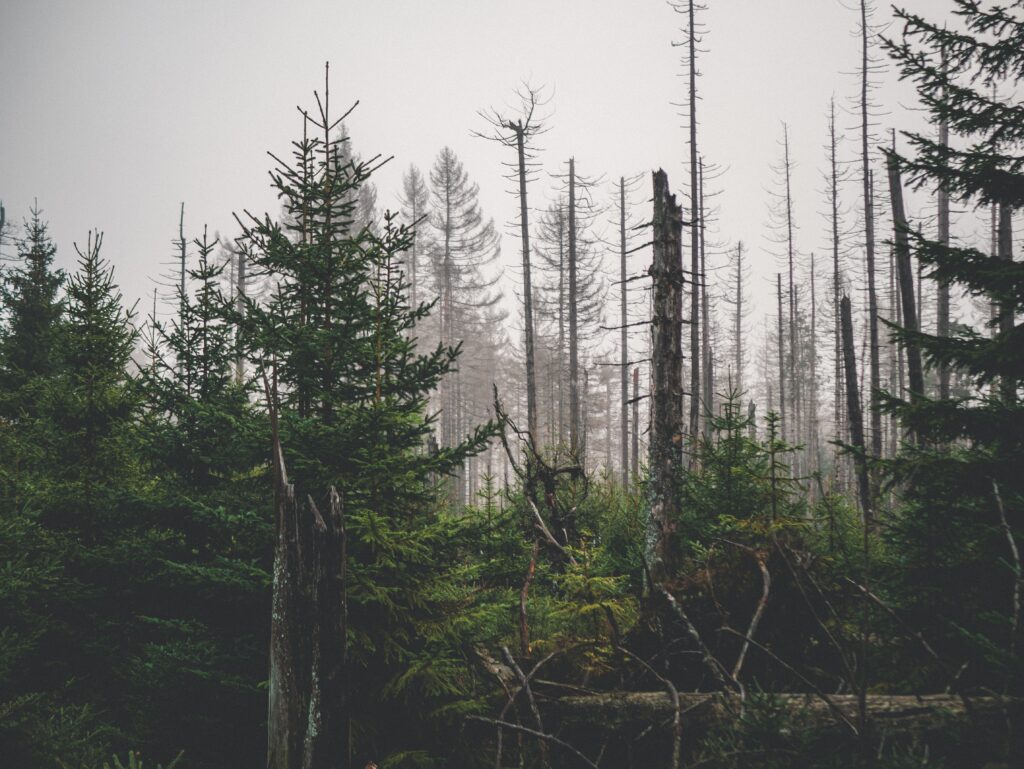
[699,158,713,424]
[777,275,787,440]
[886,153,924,402]
[514,122,538,438]
[861,0,882,476]
[267,433,349,769]
[830,101,844,452]
[568,158,581,456]
[549,692,1018,733]
[619,178,630,488]
[782,126,800,452]
[936,59,951,399]
[841,296,872,522]
[631,366,640,482]
[733,243,744,392]
[647,169,685,582]
[687,0,701,440]
[997,204,1015,403]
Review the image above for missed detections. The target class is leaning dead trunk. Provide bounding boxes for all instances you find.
[267,429,349,769]
[841,296,872,522]
[886,152,924,403]
[647,169,685,582]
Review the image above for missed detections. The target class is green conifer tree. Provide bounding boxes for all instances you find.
[882,0,1024,689]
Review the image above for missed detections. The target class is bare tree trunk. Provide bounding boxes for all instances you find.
[648,169,685,582]
[620,178,630,488]
[632,366,640,483]
[687,0,701,440]
[782,125,800,454]
[841,296,872,523]
[777,274,787,440]
[997,204,1015,403]
[861,0,882,484]
[733,242,744,392]
[829,100,845,488]
[699,158,713,426]
[568,158,581,457]
[514,124,538,438]
[809,253,820,476]
[267,432,349,769]
[887,153,924,403]
[936,65,951,400]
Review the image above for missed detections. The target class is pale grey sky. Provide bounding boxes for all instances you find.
[1,0,946,326]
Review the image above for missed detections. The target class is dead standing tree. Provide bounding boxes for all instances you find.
[475,84,551,439]
[266,404,349,769]
[647,169,685,583]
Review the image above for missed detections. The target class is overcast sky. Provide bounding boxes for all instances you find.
[1,0,947,326]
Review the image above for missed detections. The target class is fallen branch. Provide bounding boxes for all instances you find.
[466,716,600,769]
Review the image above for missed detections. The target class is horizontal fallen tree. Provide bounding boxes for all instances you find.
[548,691,1020,732]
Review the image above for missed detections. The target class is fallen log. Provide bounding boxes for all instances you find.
[548,691,1019,732]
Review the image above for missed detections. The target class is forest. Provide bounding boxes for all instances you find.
[1,0,1022,767]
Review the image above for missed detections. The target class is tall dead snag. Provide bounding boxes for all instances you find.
[936,50,951,400]
[631,366,640,482]
[841,296,872,522]
[996,203,1015,402]
[859,0,883,475]
[776,274,787,440]
[619,177,630,488]
[568,158,581,457]
[267,424,348,769]
[647,169,685,582]
[475,85,549,438]
[885,152,924,403]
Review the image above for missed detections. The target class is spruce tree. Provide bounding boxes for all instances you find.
[233,81,493,767]
[882,0,1024,688]
[0,207,64,416]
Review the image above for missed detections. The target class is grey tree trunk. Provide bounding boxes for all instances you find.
[782,126,800,451]
[860,0,882,476]
[699,158,713,425]
[687,0,701,440]
[733,242,744,393]
[997,204,1015,402]
[936,63,951,400]
[829,100,845,485]
[267,432,349,769]
[632,366,640,483]
[568,158,581,457]
[620,178,630,488]
[841,296,872,522]
[514,123,538,438]
[235,244,247,386]
[777,274,787,440]
[886,153,924,402]
[647,169,685,582]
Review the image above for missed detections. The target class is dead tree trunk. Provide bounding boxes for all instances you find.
[777,274,787,440]
[997,203,1015,403]
[886,152,924,402]
[936,57,951,400]
[841,296,872,522]
[632,366,640,483]
[619,178,630,488]
[647,169,685,582]
[514,123,539,439]
[733,242,744,392]
[568,158,581,458]
[699,158,713,425]
[687,0,701,440]
[829,100,846,487]
[267,429,349,769]
[860,1,882,477]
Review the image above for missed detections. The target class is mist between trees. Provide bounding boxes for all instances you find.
[1,2,1022,768]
